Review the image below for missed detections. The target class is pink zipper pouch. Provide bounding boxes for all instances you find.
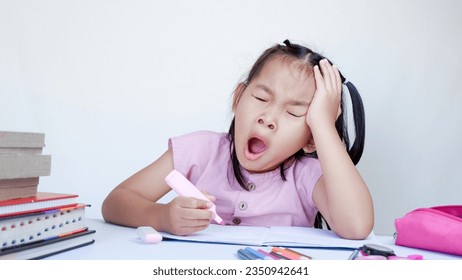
[394,205,462,256]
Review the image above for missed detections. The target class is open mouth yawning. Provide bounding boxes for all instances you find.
[245,137,267,160]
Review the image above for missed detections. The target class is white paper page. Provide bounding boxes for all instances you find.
[160,224,380,249]
[265,226,379,248]
[160,224,269,245]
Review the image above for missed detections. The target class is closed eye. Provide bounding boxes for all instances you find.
[253,95,267,102]
[287,111,304,118]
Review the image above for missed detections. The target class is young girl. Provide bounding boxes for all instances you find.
[102,40,374,239]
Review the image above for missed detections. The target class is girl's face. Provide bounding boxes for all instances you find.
[233,56,316,173]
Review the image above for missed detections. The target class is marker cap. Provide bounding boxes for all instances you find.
[136,226,163,244]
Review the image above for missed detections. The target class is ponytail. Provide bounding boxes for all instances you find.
[336,80,365,165]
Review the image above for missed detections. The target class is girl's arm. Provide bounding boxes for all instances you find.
[101,148,215,236]
[309,59,374,239]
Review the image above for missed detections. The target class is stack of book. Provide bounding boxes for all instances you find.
[0,131,50,200]
[0,131,95,260]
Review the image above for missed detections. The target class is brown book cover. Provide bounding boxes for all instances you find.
[0,154,51,180]
[0,185,38,201]
[0,178,39,200]
[0,131,45,155]
[0,131,45,148]
[0,177,39,188]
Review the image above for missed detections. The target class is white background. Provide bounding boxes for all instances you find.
[1,0,461,235]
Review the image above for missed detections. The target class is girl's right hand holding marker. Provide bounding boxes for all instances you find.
[162,196,215,236]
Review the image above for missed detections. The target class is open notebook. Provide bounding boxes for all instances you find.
[160,224,379,249]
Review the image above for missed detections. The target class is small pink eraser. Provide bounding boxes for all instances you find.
[165,170,224,225]
[136,226,162,244]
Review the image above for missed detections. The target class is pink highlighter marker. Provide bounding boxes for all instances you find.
[165,170,225,225]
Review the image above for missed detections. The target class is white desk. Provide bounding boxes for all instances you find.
[46,218,462,260]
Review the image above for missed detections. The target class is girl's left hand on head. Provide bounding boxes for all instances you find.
[306,59,342,129]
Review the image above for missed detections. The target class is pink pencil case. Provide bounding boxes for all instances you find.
[394,205,462,256]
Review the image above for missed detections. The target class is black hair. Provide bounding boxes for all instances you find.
[228,40,365,192]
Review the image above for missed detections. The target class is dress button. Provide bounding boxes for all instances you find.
[238,201,248,211]
[247,183,256,191]
[232,217,241,225]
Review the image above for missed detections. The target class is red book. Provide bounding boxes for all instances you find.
[0,192,78,218]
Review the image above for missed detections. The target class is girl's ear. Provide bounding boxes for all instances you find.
[232,82,247,112]
[302,137,316,153]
